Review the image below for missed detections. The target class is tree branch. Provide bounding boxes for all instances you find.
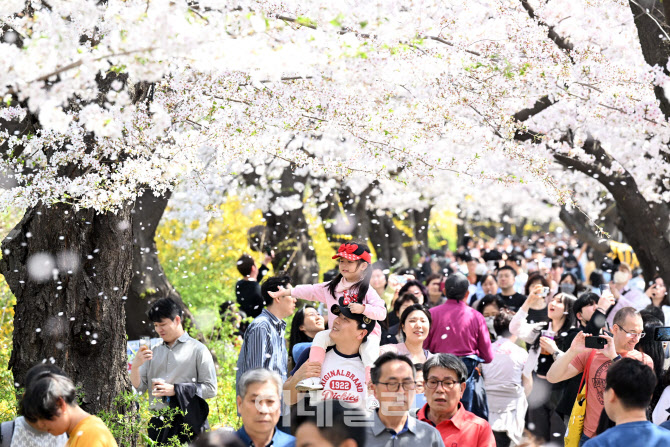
[628,0,670,119]
[513,95,556,122]
[520,0,575,63]
[558,205,611,250]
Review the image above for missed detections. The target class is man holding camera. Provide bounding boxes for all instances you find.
[546,307,653,445]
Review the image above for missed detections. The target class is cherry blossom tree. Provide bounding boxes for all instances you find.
[2,0,670,422]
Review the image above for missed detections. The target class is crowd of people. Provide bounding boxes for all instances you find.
[221,234,670,447]
[8,233,670,447]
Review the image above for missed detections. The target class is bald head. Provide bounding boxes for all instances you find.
[445,273,470,301]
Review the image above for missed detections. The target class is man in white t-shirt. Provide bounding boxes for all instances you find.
[286,303,377,406]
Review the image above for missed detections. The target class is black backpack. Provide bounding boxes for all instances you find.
[0,420,15,447]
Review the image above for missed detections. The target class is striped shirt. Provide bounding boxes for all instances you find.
[236,308,288,394]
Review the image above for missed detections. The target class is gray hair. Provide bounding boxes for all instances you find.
[422,354,468,383]
[238,368,282,399]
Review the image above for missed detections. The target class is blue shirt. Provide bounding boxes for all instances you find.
[583,421,670,447]
[236,426,295,447]
[236,309,288,394]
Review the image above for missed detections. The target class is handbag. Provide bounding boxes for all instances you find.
[461,361,489,420]
[565,350,597,447]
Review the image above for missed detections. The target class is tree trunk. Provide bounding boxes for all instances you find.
[553,151,670,286]
[393,212,421,266]
[367,210,411,269]
[264,169,319,284]
[628,0,670,119]
[408,207,431,257]
[318,186,371,248]
[126,190,184,339]
[0,203,132,415]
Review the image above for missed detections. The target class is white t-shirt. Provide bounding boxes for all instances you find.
[319,347,367,405]
[482,337,528,389]
[10,416,67,447]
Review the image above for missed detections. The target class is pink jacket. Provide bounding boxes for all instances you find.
[292,282,387,337]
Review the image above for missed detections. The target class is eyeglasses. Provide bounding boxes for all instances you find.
[617,325,645,339]
[425,378,460,390]
[376,381,417,392]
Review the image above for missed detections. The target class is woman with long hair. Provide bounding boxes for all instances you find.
[524,273,551,325]
[647,276,670,324]
[288,304,325,370]
[635,311,665,419]
[510,291,579,445]
[480,273,499,296]
[476,294,507,340]
[559,271,583,296]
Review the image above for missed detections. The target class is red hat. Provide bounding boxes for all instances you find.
[332,243,372,263]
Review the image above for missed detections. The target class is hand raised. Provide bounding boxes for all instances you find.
[569,332,589,354]
[268,285,291,299]
[132,347,153,368]
[599,333,617,360]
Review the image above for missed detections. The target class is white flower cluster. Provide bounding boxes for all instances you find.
[0,0,666,224]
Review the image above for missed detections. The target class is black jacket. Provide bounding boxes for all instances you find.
[150,383,209,444]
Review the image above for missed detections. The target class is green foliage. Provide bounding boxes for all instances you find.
[98,391,153,446]
[0,195,460,444]
[156,198,266,331]
[0,279,17,421]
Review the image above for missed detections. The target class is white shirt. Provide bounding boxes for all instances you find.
[482,337,528,388]
[319,347,367,405]
[482,337,528,445]
[653,386,670,425]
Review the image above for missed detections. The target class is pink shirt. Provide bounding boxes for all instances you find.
[291,282,387,337]
[570,348,653,437]
[423,299,494,363]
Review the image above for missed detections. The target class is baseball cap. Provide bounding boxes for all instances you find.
[330,303,377,334]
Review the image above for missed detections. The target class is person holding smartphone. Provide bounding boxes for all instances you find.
[603,280,643,327]
[546,307,654,445]
[509,289,580,444]
[646,276,670,325]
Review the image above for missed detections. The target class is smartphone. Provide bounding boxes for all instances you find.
[600,284,610,293]
[654,327,670,342]
[391,274,407,286]
[585,336,607,349]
